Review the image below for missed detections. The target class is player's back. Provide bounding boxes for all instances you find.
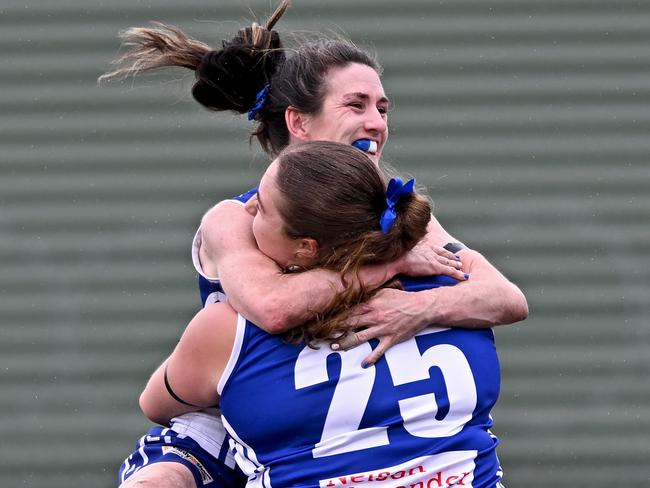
[219,316,503,488]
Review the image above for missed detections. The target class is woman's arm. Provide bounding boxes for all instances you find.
[199,201,465,333]
[424,215,529,325]
[345,216,528,329]
[139,303,238,425]
[333,216,529,366]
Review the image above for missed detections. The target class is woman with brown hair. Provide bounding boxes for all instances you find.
[104,2,526,487]
[139,141,505,488]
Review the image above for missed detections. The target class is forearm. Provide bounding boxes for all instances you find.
[204,201,399,333]
[418,248,528,328]
[331,218,528,364]
[220,258,397,333]
[419,217,528,328]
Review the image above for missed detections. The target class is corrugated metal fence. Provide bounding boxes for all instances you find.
[1,1,649,486]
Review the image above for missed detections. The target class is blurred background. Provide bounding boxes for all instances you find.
[1,0,649,486]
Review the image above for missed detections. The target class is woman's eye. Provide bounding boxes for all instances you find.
[348,102,363,109]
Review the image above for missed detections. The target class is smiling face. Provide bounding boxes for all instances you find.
[299,63,389,165]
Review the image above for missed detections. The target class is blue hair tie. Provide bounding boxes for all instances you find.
[248,84,270,121]
[379,177,416,234]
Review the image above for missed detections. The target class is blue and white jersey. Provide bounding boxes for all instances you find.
[194,187,502,486]
[141,187,260,473]
[218,288,503,487]
[192,187,258,306]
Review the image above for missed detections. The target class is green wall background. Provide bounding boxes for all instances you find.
[1,1,649,486]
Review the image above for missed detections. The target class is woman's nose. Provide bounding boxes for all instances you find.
[365,108,387,134]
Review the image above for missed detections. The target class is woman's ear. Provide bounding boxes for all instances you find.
[285,106,311,141]
[294,237,319,261]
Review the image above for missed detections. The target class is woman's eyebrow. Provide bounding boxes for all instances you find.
[342,92,391,107]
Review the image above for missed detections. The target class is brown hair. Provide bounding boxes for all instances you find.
[99,0,380,156]
[273,142,431,345]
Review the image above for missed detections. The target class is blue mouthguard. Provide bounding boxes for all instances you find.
[351,139,377,153]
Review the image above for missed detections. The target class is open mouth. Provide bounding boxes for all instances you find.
[351,139,378,155]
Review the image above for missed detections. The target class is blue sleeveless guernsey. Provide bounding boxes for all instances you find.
[193,187,258,306]
[193,186,503,486]
[218,314,503,487]
[120,188,259,487]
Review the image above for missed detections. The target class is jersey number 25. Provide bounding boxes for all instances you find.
[294,329,478,458]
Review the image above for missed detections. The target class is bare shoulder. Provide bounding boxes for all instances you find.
[202,199,247,227]
[174,303,240,383]
[189,302,239,341]
[199,199,255,273]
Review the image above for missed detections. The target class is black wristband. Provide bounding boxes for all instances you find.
[443,242,466,254]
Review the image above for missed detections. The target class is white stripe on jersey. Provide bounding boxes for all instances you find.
[217,314,247,395]
[191,227,220,282]
[170,412,235,468]
[222,416,271,487]
[191,198,248,283]
[205,290,228,305]
[139,434,149,467]
[120,451,135,483]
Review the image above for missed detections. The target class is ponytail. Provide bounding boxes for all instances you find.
[99,1,291,116]
[290,191,432,346]
[98,23,210,80]
[273,142,432,346]
[100,0,383,157]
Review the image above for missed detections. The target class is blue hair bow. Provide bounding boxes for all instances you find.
[379,177,416,234]
[247,84,270,121]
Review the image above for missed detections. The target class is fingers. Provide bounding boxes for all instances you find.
[330,332,395,368]
[361,337,395,368]
[429,254,467,280]
[402,242,465,278]
[419,244,463,269]
[336,304,375,331]
[330,327,375,351]
[330,331,360,351]
[432,245,458,262]
[448,267,470,281]
[429,243,460,262]
[437,255,463,270]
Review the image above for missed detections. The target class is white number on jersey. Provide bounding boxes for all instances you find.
[294,342,390,458]
[294,329,478,458]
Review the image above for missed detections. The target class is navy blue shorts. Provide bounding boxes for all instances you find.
[119,426,246,487]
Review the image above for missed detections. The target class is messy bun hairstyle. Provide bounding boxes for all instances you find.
[191,23,284,114]
[273,141,431,344]
[100,0,380,156]
[100,2,288,112]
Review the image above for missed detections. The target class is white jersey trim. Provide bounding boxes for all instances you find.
[217,313,247,396]
[225,198,248,207]
[222,416,270,487]
[192,226,220,282]
[192,199,247,283]
[169,411,236,468]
